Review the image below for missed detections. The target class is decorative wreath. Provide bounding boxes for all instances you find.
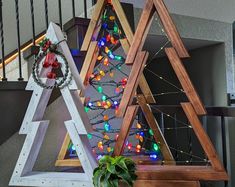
[32,38,72,89]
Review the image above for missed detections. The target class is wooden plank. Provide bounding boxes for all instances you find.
[66,120,97,177]
[57,133,71,161]
[120,38,130,55]
[133,180,200,187]
[116,51,149,117]
[55,159,81,167]
[136,165,228,181]
[50,23,85,91]
[137,95,175,164]
[10,120,96,186]
[113,106,139,156]
[139,75,156,103]
[60,88,93,134]
[165,47,206,115]
[80,41,99,86]
[120,38,155,104]
[112,0,134,44]
[19,79,55,134]
[153,0,189,58]
[181,102,225,171]
[81,0,106,51]
[125,0,155,65]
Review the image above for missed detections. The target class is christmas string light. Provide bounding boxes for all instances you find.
[143,136,209,163]
[146,40,171,67]
[144,68,184,92]
[78,1,142,156]
[150,105,193,129]
[69,2,205,164]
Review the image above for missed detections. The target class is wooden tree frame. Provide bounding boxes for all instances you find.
[114,0,228,182]
[10,22,97,187]
[56,0,175,167]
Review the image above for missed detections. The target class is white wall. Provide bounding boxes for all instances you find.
[122,0,235,23]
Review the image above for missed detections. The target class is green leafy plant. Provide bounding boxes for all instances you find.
[93,156,137,187]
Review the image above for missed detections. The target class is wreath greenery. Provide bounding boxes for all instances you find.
[32,38,72,89]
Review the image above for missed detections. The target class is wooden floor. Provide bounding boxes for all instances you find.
[133,180,200,187]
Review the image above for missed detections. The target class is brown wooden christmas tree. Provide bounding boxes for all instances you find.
[114,0,228,185]
[56,0,174,167]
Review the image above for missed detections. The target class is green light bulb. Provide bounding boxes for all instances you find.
[104,122,110,132]
[149,129,154,136]
[97,86,103,93]
[153,143,159,151]
[87,133,93,139]
[115,56,122,61]
[102,95,107,101]
[114,26,118,33]
[84,106,89,113]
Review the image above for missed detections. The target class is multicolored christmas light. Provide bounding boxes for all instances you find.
[67,1,161,160]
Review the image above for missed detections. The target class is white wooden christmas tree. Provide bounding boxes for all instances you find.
[9,22,97,187]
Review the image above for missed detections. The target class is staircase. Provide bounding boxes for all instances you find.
[0,1,92,145]
[0,1,135,186]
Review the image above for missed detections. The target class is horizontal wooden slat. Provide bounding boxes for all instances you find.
[153,0,190,58]
[165,47,206,115]
[55,159,81,167]
[181,102,225,171]
[133,180,200,187]
[136,165,228,181]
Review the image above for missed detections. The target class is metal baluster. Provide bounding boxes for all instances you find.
[15,0,23,81]
[160,112,165,165]
[221,116,228,187]
[187,119,193,164]
[0,0,6,81]
[83,0,87,18]
[174,113,179,161]
[160,113,165,135]
[58,0,62,28]
[72,0,75,18]
[44,0,48,28]
[30,0,36,46]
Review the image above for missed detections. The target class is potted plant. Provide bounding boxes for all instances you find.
[93,155,137,187]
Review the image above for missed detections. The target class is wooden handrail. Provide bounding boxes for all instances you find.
[0,32,45,69]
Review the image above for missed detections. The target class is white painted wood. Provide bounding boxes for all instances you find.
[21,22,85,134]
[66,120,97,178]
[19,80,55,134]
[50,22,85,92]
[10,120,96,187]
[11,22,96,186]
[61,87,93,134]
[10,121,49,179]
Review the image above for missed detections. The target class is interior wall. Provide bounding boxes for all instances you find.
[144,43,231,187]
[186,44,228,187]
[122,0,235,23]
